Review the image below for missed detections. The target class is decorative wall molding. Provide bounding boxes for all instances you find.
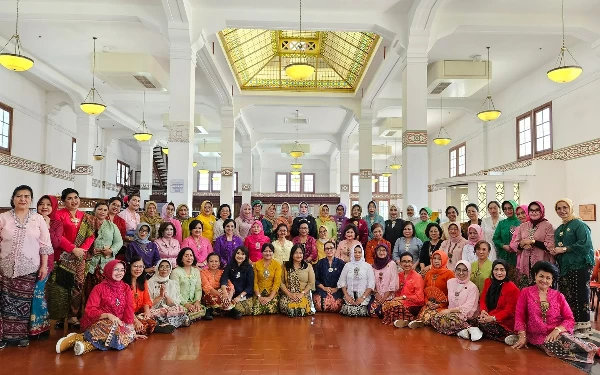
[92,178,101,188]
[140,183,151,191]
[242,184,251,191]
[41,164,74,181]
[221,167,234,176]
[340,184,349,192]
[428,184,442,192]
[73,165,93,175]
[167,122,192,143]
[402,130,428,149]
[359,169,372,178]
[349,193,402,199]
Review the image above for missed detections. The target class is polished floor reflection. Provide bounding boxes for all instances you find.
[0,315,594,374]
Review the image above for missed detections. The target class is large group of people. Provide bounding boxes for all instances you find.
[0,188,598,364]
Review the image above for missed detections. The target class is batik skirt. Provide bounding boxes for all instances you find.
[83,319,136,351]
[0,272,37,341]
[29,275,50,336]
[381,298,422,324]
[233,298,254,316]
[59,252,86,319]
[558,267,592,324]
[468,319,514,342]
[279,294,313,317]
[135,314,157,335]
[537,332,598,364]
[416,287,449,325]
[149,305,190,328]
[252,290,280,315]
[430,312,469,335]
[313,291,344,313]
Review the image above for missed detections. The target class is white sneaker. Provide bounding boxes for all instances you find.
[408,320,424,329]
[457,329,470,340]
[74,341,85,356]
[468,327,483,341]
[393,319,408,328]
[504,334,520,346]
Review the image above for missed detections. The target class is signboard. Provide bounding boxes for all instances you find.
[579,204,596,221]
[170,179,184,193]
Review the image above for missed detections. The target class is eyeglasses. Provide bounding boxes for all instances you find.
[132,264,145,269]
[324,247,335,250]
[455,268,469,274]
[139,229,149,233]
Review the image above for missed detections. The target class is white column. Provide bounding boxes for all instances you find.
[253,151,262,195]
[102,140,117,198]
[358,108,373,209]
[339,141,350,207]
[468,182,478,205]
[166,28,196,207]
[401,55,429,210]
[220,107,235,207]
[74,114,95,197]
[241,140,252,204]
[139,142,154,202]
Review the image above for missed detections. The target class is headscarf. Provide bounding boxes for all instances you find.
[420,207,433,219]
[367,201,378,217]
[176,204,190,221]
[263,203,277,224]
[555,198,578,224]
[134,222,151,244]
[147,259,181,306]
[161,202,175,220]
[349,243,366,265]
[389,204,399,220]
[455,260,472,285]
[447,223,463,243]
[502,200,518,218]
[239,203,254,224]
[372,243,392,270]
[245,220,269,244]
[102,259,127,290]
[142,201,162,226]
[149,259,172,284]
[486,259,509,311]
[199,200,213,217]
[251,200,263,209]
[37,195,59,220]
[318,204,332,222]
[517,205,530,223]
[466,224,483,246]
[407,204,419,223]
[297,201,309,218]
[528,201,547,227]
[428,250,450,276]
[280,202,293,219]
[335,203,347,218]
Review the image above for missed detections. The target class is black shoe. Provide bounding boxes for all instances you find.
[229,308,242,320]
[30,331,50,341]
[203,308,214,321]
[17,339,29,348]
[154,324,176,334]
[54,321,64,330]
[0,341,6,350]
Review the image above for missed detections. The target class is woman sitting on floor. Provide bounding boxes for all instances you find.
[252,243,282,315]
[430,260,479,338]
[512,261,598,363]
[368,244,398,319]
[313,240,345,313]
[56,260,141,356]
[200,253,233,319]
[147,259,191,328]
[220,246,254,318]
[279,244,316,318]
[382,252,424,327]
[338,244,375,317]
[170,248,207,321]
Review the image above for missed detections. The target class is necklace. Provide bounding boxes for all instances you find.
[69,211,80,225]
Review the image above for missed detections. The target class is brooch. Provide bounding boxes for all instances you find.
[235,272,241,279]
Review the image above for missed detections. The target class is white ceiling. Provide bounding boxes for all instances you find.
[243,106,348,135]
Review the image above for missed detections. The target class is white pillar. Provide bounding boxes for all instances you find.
[241,140,252,204]
[74,114,95,197]
[103,139,117,198]
[166,28,196,207]
[139,142,154,202]
[220,107,235,207]
[339,141,350,207]
[253,151,262,195]
[358,108,373,209]
[468,182,478,205]
[401,55,429,210]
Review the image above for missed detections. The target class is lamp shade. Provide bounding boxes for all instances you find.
[381,171,392,177]
[433,137,452,146]
[80,102,106,116]
[0,53,34,72]
[547,65,582,83]
[290,170,301,175]
[93,146,104,161]
[162,147,168,155]
[390,163,401,170]
[291,162,302,169]
[285,62,315,80]
[198,168,209,174]
[477,109,502,122]
[133,132,152,142]
[192,161,198,167]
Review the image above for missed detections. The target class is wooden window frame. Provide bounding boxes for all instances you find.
[371,174,391,194]
[449,142,466,177]
[210,171,222,192]
[116,160,130,187]
[351,173,360,193]
[302,173,315,194]
[275,172,289,193]
[71,138,77,172]
[516,101,553,161]
[197,172,210,192]
[275,172,315,193]
[0,102,13,154]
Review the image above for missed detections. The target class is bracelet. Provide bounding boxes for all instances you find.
[553,327,562,332]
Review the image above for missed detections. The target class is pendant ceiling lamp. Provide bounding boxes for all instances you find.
[192,161,198,167]
[291,158,302,169]
[92,119,104,161]
[389,120,402,170]
[80,37,106,115]
[285,0,315,80]
[433,97,452,146]
[547,0,582,83]
[289,110,305,158]
[162,145,168,155]
[198,161,209,174]
[290,170,301,175]
[0,0,34,72]
[381,141,392,177]
[477,47,501,122]
[133,91,152,141]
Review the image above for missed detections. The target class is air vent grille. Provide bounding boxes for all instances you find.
[430,82,451,94]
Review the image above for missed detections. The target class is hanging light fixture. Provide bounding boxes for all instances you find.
[285,0,315,81]
[133,91,153,141]
[289,110,305,158]
[192,161,198,167]
[92,119,104,161]
[547,0,582,83]
[291,158,303,169]
[389,120,402,169]
[381,141,392,177]
[433,97,452,146]
[477,47,501,122]
[162,145,168,155]
[198,161,209,174]
[0,0,34,72]
[80,37,106,115]
[290,170,301,175]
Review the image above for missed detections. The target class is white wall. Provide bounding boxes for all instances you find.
[259,157,330,194]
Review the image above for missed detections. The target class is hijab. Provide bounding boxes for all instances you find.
[502,200,518,219]
[142,201,162,226]
[335,203,347,219]
[486,259,509,311]
[37,195,59,220]
[528,201,548,227]
[245,220,269,244]
[420,207,433,220]
[134,222,151,244]
[297,201,309,218]
[176,204,190,221]
[149,259,172,284]
[372,243,392,270]
[200,200,214,217]
[367,201,378,218]
[447,222,463,243]
[280,202,293,219]
[161,202,175,220]
[318,204,332,222]
[467,224,483,246]
[318,224,330,243]
[389,204,399,221]
[102,259,127,291]
[517,205,530,222]
[350,244,366,266]
[455,260,472,285]
[555,198,578,224]
[428,250,451,276]
[239,203,254,224]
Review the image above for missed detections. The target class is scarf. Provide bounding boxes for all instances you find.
[74,213,96,247]
[486,259,509,311]
[239,203,254,224]
[101,259,128,296]
[406,204,418,218]
[263,203,277,225]
[334,203,347,223]
[297,201,309,218]
[447,223,463,244]
[428,250,451,276]
[141,201,162,226]
[199,200,213,218]
[372,243,391,270]
[149,259,172,283]
[349,243,366,266]
[528,201,548,227]
[467,224,483,246]
[388,204,400,221]
[161,202,175,220]
[37,195,59,220]
[134,222,151,244]
[517,205,530,222]
[280,202,293,220]
[502,200,518,219]
[317,224,330,241]
[318,204,333,223]
[175,204,191,221]
[555,198,578,224]
[245,220,269,244]
[455,260,472,284]
[421,206,433,217]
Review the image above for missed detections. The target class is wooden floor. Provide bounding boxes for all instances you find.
[0,314,590,375]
